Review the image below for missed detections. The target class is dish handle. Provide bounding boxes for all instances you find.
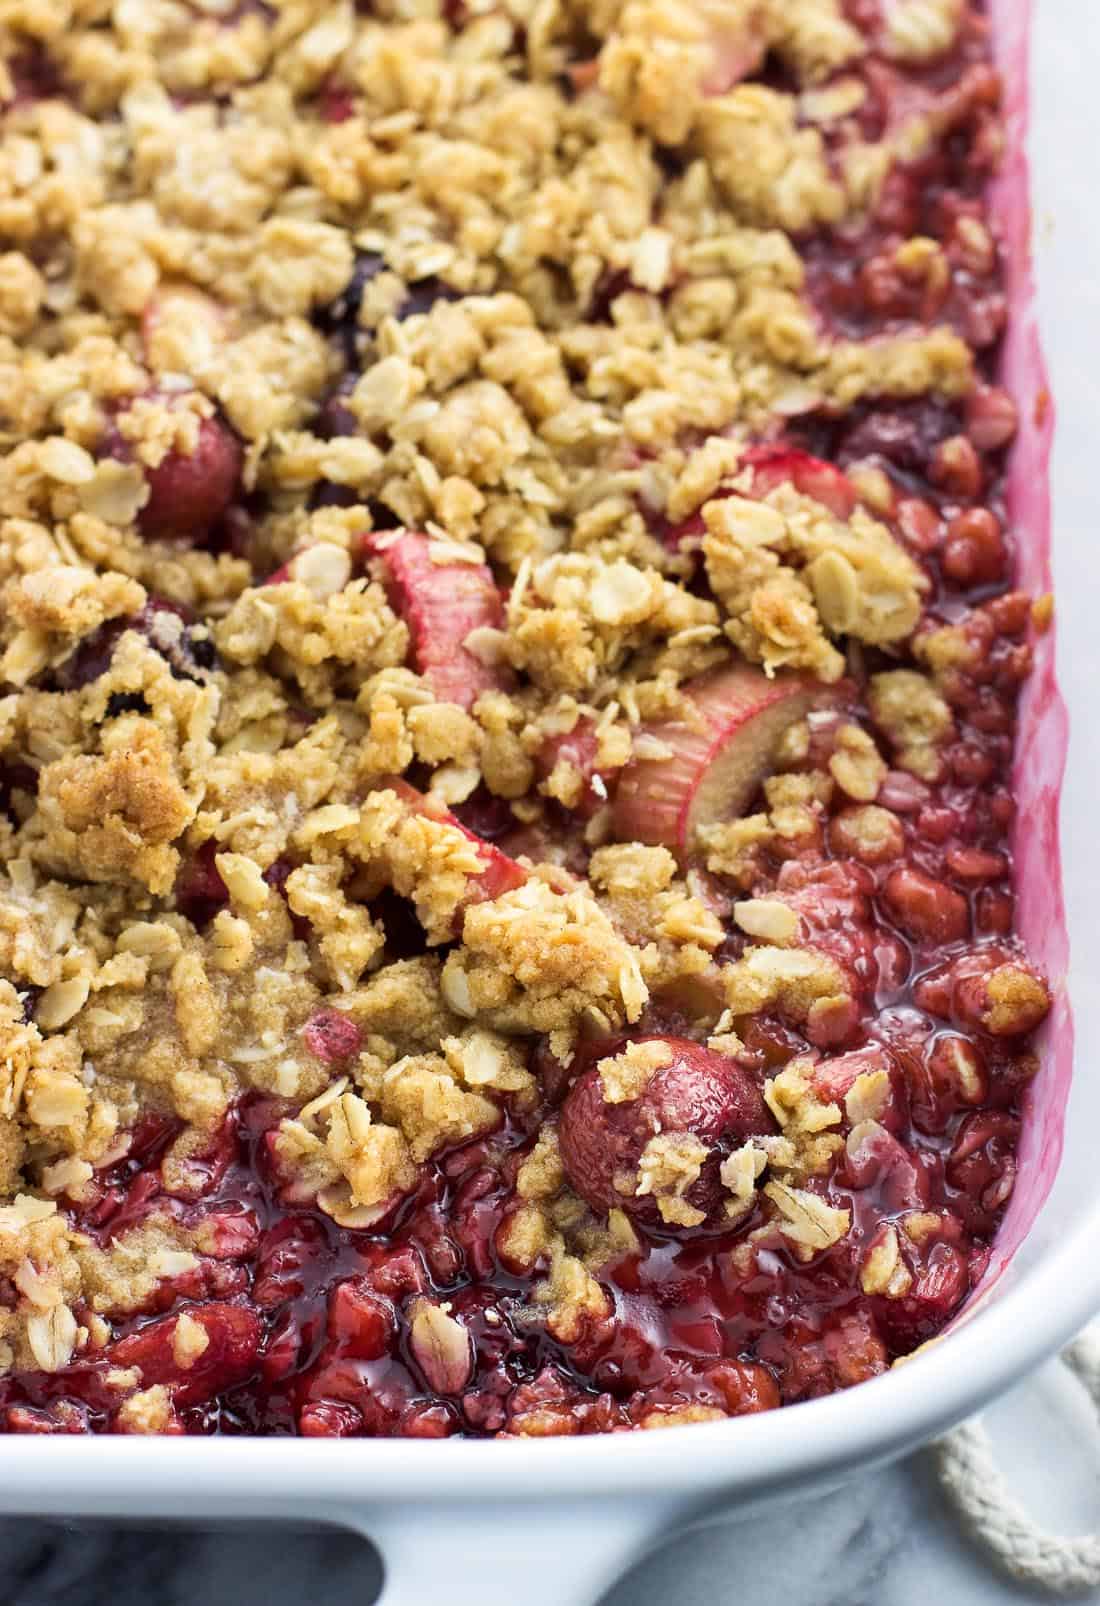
[337,1492,699,1606]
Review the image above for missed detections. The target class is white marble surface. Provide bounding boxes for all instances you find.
[0,1350,1097,1606]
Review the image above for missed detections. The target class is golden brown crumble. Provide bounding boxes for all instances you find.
[596,1038,674,1105]
[868,668,954,780]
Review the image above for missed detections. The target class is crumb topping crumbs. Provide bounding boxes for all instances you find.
[634,1131,710,1228]
[597,1039,673,1105]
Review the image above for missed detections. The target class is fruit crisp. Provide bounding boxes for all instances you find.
[0,0,1054,1439]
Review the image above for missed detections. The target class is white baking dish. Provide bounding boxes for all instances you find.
[3,5,1096,1602]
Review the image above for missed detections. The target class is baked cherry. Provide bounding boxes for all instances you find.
[136,416,244,544]
[558,1035,773,1229]
[914,945,1051,1037]
[882,867,970,946]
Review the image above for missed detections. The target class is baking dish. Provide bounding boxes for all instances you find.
[1,3,1096,1602]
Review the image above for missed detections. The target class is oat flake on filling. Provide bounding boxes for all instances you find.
[0,0,1054,1438]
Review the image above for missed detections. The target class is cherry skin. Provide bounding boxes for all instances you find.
[558,1035,773,1230]
[138,415,243,543]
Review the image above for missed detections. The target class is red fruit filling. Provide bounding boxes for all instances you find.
[302,1010,364,1066]
[742,447,859,522]
[657,448,858,549]
[109,1304,262,1408]
[143,418,243,542]
[535,720,606,819]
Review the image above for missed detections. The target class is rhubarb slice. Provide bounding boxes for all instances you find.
[364,530,512,711]
[697,1,768,96]
[612,664,823,855]
[658,445,858,550]
[741,446,858,521]
[534,719,607,818]
[380,777,526,911]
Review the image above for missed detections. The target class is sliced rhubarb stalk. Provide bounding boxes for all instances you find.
[379,777,525,910]
[612,665,825,856]
[741,446,858,521]
[535,719,608,819]
[656,445,857,550]
[461,828,527,904]
[363,530,512,711]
